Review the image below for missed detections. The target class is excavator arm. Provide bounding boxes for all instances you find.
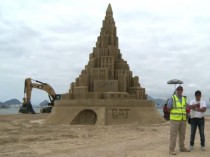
[19,78,60,114]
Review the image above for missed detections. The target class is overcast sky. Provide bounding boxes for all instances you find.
[1,0,210,105]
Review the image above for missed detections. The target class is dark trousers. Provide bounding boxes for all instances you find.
[190,117,205,147]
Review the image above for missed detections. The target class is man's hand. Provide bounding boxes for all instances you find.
[190,104,197,110]
[196,107,206,112]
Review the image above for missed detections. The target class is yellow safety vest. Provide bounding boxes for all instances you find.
[170,95,187,121]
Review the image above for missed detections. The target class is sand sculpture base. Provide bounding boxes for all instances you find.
[46,100,165,125]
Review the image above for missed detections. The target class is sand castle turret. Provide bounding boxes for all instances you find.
[47,4,164,125]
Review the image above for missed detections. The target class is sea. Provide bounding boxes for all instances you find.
[0,106,42,115]
[1,106,210,116]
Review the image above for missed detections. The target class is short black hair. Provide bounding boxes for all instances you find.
[195,90,201,96]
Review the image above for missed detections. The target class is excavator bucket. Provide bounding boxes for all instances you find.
[19,102,36,114]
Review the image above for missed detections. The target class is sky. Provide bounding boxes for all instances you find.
[1,0,210,105]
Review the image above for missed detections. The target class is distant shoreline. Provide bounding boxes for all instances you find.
[1,106,210,116]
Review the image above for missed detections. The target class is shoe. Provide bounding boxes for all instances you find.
[169,150,176,155]
[180,147,190,152]
[201,146,206,151]
[189,145,193,151]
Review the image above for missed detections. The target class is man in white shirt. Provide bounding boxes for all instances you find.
[189,90,206,151]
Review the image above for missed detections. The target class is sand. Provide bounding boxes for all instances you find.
[0,114,210,157]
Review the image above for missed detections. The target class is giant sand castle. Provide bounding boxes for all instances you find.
[47,4,164,125]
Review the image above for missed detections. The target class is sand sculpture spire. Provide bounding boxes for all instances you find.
[97,3,118,49]
[106,3,113,15]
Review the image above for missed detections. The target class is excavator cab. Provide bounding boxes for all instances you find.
[40,94,61,113]
[55,94,61,100]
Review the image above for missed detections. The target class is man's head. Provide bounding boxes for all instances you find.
[195,90,201,100]
[176,85,183,91]
[195,90,201,96]
[176,85,183,96]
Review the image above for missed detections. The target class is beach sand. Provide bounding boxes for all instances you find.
[0,114,210,157]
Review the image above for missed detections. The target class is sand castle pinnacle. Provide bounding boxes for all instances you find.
[106,3,113,15]
[97,3,117,49]
[47,4,164,125]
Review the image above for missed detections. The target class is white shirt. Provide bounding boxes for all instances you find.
[189,100,206,118]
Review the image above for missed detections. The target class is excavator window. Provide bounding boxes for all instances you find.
[55,94,61,100]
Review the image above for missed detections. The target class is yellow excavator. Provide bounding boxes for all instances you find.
[19,78,61,114]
